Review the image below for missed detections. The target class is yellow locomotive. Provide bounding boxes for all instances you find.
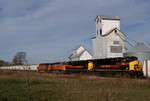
[66,57,143,77]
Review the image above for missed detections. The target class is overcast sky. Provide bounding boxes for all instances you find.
[0,0,150,64]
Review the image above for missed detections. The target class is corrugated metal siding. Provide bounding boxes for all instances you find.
[143,60,150,77]
[124,52,150,64]
[124,43,150,64]
[125,43,150,53]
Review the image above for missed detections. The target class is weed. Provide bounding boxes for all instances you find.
[0,70,150,101]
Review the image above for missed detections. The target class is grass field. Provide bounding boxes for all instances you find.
[0,70,150,101]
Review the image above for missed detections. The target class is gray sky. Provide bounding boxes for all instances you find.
[0,0,150,64]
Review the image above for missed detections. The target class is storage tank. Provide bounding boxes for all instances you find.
[124,42,150,64]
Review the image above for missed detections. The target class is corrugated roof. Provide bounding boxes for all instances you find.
[125,43,150,53]
[97,15,120,20]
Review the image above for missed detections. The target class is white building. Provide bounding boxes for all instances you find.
[92,15,125,59]
[0,64,38,71]
[69,45,93,61]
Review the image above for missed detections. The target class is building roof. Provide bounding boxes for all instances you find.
[102,28,125,37]
[92,36,96,39]
[125,43,150,53]
[92,28,125,40]
[70,50,86,58]
[69,45,92,59]
[68,45,85,59]
[95,15,120,21]
[73,45,82,50]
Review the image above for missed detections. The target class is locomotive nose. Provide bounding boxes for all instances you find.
[134,64,139,71]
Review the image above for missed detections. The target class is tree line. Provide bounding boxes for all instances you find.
[0,52,27,67]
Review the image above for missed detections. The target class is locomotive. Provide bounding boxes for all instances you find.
[37,57,143,77]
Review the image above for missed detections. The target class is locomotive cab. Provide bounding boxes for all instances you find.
[37,63,49,73]
[129,60,143,77]
[88,61,93,71]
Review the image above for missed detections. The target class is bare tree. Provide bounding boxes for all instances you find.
[0,60,5,67]
[13,52,30,85]
[13,52,27,65]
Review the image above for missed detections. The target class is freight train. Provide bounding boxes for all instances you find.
[37,57,143,77]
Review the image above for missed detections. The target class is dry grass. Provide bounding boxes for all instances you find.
[0,70,150,101]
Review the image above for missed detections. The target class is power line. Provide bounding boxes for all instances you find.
[116,33,133,49]
[126,36,138,44]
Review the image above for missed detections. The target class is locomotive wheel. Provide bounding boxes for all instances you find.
[129,71,134,77]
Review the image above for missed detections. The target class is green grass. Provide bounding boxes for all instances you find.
[0,70,150,101]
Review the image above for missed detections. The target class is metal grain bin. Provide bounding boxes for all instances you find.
[123,42,150,64]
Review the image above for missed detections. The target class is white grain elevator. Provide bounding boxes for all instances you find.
[92,15,125,59]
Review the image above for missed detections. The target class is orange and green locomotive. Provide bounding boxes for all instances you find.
[37,62,66,73]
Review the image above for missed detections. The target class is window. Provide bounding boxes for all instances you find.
[97,31,98,35]
[115,30,117,33]
[110,46,122,53]
[100,19,101,23]
[100,29,102,35]
[97,19,99,24]
[113,41,119,44]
